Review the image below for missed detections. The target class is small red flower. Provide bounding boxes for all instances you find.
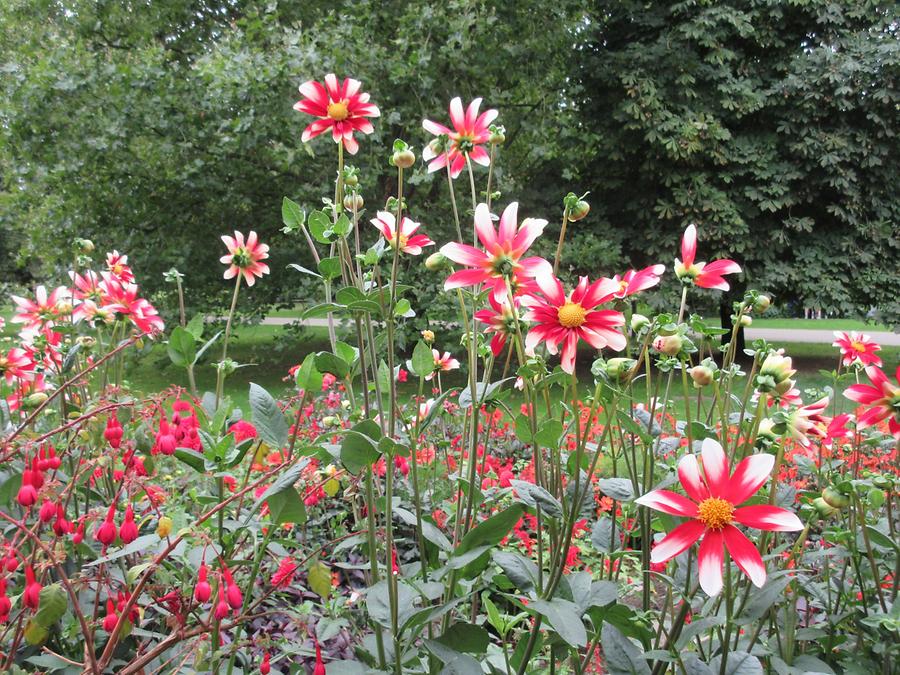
[220,231,270,287]
[294,74,380,155]
[423,97,498,178]
[832,331,882,368]
[674,225,741,290]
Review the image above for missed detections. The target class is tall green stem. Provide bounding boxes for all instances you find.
[215,274,242,409]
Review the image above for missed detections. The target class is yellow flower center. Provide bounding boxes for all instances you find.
[327,101,349,121]
[557,302,587,328]
[697,497,734,530]
[850,340,865,353]
[393,233,408,249]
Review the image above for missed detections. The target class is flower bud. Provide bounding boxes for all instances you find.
[194,564,212,604]
[343,193,364,211]
[488,124,506,145]
[156,516,173,538]
[652,334,683,356]
[421,329,435,344]
[630,313,650,332]
[821,487,849,509]
[757,352,796,393]
[739,315,752,327]
[39,500,56,524]
[603,357,636,382]
[119,505,138,544]
[424,251,450,272]
[392,148,416,169]
[23,392,49,409]
[103,600,118,632]
[568,200,590,221]
[812,497,838,518]
[689,365,715,388]
[754,295,771,312]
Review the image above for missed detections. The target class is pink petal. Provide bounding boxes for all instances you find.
[511,217,548,254]
[635,489,698,518]
[444,268,490,291]
[844,384,881,405]
[465,97,482,130]
[293,99,327,117]
[518,256,552,279]
[423,119,452,136]
[702,259,742,276]
[560,332,579,374]
[298,80,328,107]
[733,505,803,532]
[475,108,499,131]
[681,225,697,268]
[468,145,490,166]
[723,525,766,588]
[677,454,709,503]
[498,202,518,246]
[726,454,774,504]
[342,135,359,155]
[649,519,705,564]
[449,97,465,131]
[474,203,499,249]
[324,74,340,100]
[534,273,565,306]
[700,438,730,497]
[450,153,466,178]
[441,242,487,267]
[697,528,724,596]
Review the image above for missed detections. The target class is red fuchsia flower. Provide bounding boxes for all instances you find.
[293,74,380,155]
[53,504,72,537]
[425,349,460,381]
[228,420,258,443]
[612,264,666,299]
[153,420,177,456]
[95,505,118,546]
[260,653,271,675]
[214,589,230,621]
[23,566,41,610]
[223,568,243,610]
[0,348,34,385]
[105,251,135,283]
[636,438,803,596]
[17,469,38,507]
[220,231,270,287]
[39,500,56,523]
[194,563,212,604]
[271,557,298,588]
[119,504,139,544]
[475,295,518,357]
[832,331,882,368]
[10,285,70,329]
[0,578,11,622]
[313,640,326,675]
[371,212,434,255]
[441,202,551,302]
[674,225,741,291]
[104,416,124,449]
[103,599,119,632]
[523,273,626,374]
[422,97,498,178]
[844,365,900,439]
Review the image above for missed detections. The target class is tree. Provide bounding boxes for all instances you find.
[571,0,899,326]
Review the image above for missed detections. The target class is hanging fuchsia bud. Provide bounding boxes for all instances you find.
[47,446,61,470]
[223,568,242,610]
[36,447,50,471]
[17,470,38,507]
[194,563,212,603]
[260,652,271,675]
[0,579,10,622]
[38,500,56,523]
[23,566,41,610]
[53,505,72,537]
[119,504,138,544]
[95,505,118,546]
[72,520,85,545]
[4,552,18,573]
[153,420,177,456]
[29,458,44,489]
[214,585,230,621]
[103,599,118,632]
[313,640,326,675]
[104,416,123,449]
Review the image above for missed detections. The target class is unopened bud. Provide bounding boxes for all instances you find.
[739,315,752,327]
[754,295,771,313]
[488,124,506,145]
[821,487,849,509]
[568,200,590,221]
[652,334,683,356]
[603,357,636,381]
[156,516,173,538]
[343,193,364,211]
[630,314,650,332]
[689,365,714,387]
[421,330,435,344]
[24,393,49,408]
[812,497,838,518]
[424,252,449,272]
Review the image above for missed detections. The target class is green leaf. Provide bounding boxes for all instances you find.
[174,447,206,473]
[528,598,587,648]
[510,479,564,518]
[249,383,289,450]
[294,352,324,392]
[709,652,762,675]
[435,623,490,654]
[185,313,205,339]
[167,326,196,368]
[367,579,419,629]
[455,504,524,558]
[266,487,307,525]
[192,330,221,367]
[601,623,650,675]
[394,507,451,551]
[334,341,359,369]
[32,583,67,629]
[308,210,334,244]
[89,534,160,566]
[410,340,434,378]
[288,263,322,279]
[282,196,305,229]
[597,478,635,502]
[244,459,309,525]
[317,256,342,280]
[340,430,381,475]
[493,550,539,593]
[314,351,350,379]
[308,561,332,598]
[534,419,564,448]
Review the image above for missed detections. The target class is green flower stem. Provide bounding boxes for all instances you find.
[214,274,242,409]
[552,206,570,276]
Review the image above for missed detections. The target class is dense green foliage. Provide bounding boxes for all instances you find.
[1,0,897,325]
